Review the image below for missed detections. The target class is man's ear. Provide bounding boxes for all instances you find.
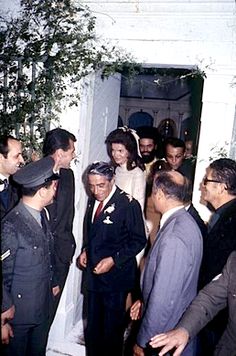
[220,183,228,194]
[152,188,163,199]
[38,186,47,199]
[0,153,5,162]
[56,148,64,159]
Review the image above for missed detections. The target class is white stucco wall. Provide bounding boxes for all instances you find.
[82,0,236,220]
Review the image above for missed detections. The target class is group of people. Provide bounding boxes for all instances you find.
[1,125,236,356]
[1,129,77,355]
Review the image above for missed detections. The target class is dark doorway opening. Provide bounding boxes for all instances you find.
[118,66,204,158]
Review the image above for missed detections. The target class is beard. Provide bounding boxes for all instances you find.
[141,150,156,164]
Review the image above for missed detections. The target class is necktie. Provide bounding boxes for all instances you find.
[41,209,48,234]
[0,179,8,190]
[94,202,103,221]
[0,179,9,208]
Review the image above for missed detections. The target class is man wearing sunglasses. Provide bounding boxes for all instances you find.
[198,158,236,355]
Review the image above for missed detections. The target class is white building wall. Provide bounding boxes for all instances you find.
[47,72,121,355]
[82,0,236,220]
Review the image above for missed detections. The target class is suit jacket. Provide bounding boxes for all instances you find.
[178,251,236,356]
[178,158,196,184]
[137,208,203,354]
[0,178,20,220]
[187,203,207,240]
[199,199,236,288]
[47,168,76,267]
[83,187,147,293]
[1,202,54,324]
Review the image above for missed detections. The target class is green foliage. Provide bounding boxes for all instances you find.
[209,142,229,162]
[0,0,135,147]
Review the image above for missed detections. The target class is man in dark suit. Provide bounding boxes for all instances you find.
[183,176,207,240]
[149,251,236,356]
[78,161,146,356]
[1,157,60,355]
[42,128,76,323]
[0,135,24,219]
[198,158,236,354]
[131,171,203,356]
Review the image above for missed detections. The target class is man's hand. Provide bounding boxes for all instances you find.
[93,257,115,274]
[77,250,87,269]
[133,344,145,356]
[1,305,15,325]
[149,328,189,356]
[130,299,142,320]
[52,285,60,296]
[2,323,14,344]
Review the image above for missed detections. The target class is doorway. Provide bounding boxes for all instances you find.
[118,66,204,158]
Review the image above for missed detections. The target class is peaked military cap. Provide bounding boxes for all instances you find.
[13,156,59,188]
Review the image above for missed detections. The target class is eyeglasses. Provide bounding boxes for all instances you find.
[202,177,222,186]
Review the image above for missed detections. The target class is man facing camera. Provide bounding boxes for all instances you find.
[1,157,60,356]
[0,135,24,219]
[164,137,196,184]
[78,161,146,356]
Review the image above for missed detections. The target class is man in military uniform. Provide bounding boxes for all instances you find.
[1,157,59,356]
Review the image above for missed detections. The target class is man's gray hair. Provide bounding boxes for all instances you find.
[87,161,114,181]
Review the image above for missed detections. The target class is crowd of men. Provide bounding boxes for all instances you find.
[1,126,236,356]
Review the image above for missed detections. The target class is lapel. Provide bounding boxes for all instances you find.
[88,188,120,225]
[208,200,236,237]
[87,199,95,225]
[0,183,19,218]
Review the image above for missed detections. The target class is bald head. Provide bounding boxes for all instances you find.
[153,170,187,203]
[168,170,186,185]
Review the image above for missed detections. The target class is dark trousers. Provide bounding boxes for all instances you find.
[3,320,49,356]
[85,290,128,356]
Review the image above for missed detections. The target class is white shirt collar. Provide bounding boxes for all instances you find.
[0,173,8,181]
[160,205,184,229]
[0,174,9,192]
[92,185,117,221]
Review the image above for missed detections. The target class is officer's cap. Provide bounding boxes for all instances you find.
[13,156,59,188]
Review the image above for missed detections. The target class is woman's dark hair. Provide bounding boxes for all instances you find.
[105,128,144,171]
